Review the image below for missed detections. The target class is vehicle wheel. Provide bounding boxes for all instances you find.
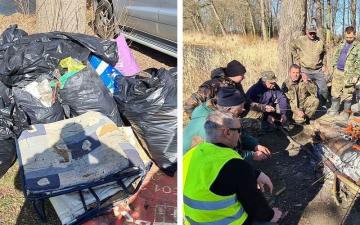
[94,0,114,39]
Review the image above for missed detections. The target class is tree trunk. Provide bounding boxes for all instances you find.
[247,3,256,36]
[326,0,332,43]
[36,0,86,33]
[209,1,226,35]
[268,0,273,38]
[332,0,339,36]
[278,0,307,80]
[194,2,206,32]
[343,0,346,34]
[240,21,247,35]
[307,0,312,27]
[325,0,332,68]
[191,16,201,32]
[260,0,269,40]
[351,0,357,28]
[314,0,324,39]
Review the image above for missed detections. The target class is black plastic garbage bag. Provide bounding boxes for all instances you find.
[0,82,16,139]
[0,81,29,137]
[0,138,17,178]
[0,81,12,109]
[0,25,118,87]
[59,68,124,126]
[0,108,13,140]
[0,81,21,178]
[13,90,64,125]
[113,68,177,176]
[0,24,27,45]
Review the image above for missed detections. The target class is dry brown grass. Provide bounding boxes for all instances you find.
[0,13,36,34]
[0,6,95,35]
[183,32,280,101]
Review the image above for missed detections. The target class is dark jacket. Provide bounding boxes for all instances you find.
[211,144,274,224]
[184,75,265,117]
[246,79,289,116]
[183,100,259,158]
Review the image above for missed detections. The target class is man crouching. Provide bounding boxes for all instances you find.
[282,64,319,124]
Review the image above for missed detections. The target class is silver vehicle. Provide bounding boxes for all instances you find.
[94,0,177,57]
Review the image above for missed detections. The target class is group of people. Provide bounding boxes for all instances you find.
[183,25,359,224]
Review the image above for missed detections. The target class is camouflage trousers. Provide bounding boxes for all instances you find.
[241,111,263,134]
[241,110,280,134]
[290,96,319,120]
[331,69,355,102]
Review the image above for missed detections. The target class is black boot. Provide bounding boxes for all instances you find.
[327,98,340,116]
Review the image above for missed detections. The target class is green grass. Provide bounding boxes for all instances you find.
[0,162,60,225]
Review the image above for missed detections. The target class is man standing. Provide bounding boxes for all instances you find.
[291,26,328,104]
[183,87,271,162]
[184,60,274,117]
[246,71,289,129]
[329,26,360,120]
[183,111,282,225]
[282,64,319,124]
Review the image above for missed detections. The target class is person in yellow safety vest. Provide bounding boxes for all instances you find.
[183,111,282,225]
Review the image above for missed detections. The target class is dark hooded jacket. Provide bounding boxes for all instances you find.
[246,79,289,116]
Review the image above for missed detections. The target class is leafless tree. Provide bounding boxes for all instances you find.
[314,0,324,39]
[278,0,307,79]
[209,0,227,35]
[260,0,269,40]
[350,0,356,28]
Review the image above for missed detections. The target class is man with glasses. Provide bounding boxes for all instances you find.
[291,25,328,105]
[281,64,319,124]
[183,111,282,225]
[328,26,360,121]
[183,87,271,161]
[246,71,289,130]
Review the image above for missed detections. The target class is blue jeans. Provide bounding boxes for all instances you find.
[301,67,329,102]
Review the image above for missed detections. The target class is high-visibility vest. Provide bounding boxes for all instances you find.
[183,142,248,225]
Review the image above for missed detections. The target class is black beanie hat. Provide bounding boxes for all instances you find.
[225,60,246,77]
[217,87,246,107]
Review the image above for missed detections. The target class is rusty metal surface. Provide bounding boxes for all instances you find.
[83,166,177,225]
[311,119,360,185]
[326,137,354,156]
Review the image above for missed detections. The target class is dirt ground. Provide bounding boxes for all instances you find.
[250,118,360,225]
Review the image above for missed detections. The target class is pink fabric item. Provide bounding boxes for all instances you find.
[115,35,141,76]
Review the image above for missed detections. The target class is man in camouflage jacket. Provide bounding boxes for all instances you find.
[329,26,360,120]
[291,26,328,104]
[184,60,274,118]
[282,64,319,124]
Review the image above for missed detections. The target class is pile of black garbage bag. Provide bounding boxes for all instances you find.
[114,68,177,176]
[0,24,177,177]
